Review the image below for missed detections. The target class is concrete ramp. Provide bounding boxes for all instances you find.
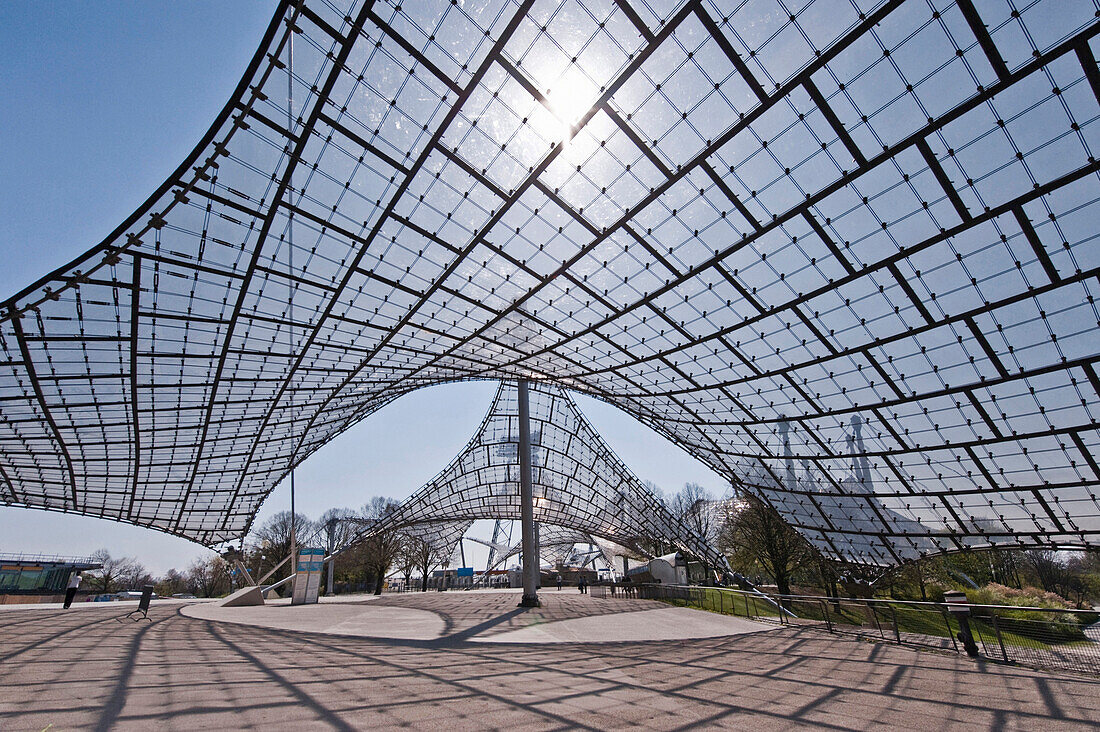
[219,586,265,607]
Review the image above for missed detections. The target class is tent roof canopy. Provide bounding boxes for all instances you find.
[0,0,1098,563]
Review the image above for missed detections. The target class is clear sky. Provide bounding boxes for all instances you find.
[0,2,728,574]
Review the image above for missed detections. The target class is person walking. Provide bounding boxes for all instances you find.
[63,570,81,609]
[556,574,563,591]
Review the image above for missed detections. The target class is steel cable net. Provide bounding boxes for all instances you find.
[396,520,473,564]
[480,524,622,571]
[346,381,731,569]
[473,525,579,571]
[0,0,1097,563]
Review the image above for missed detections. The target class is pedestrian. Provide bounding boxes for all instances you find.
[578,576,586,594]
[64,570,81,609]
[556,574,563,591]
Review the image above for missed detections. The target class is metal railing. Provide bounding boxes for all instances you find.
[0,553,101,566]
[611,583,1100,677]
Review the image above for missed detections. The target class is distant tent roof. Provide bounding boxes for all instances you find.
[0,0,1098,562]
[397,520,473,565]
[478,525,618,572]
[344,381,731,570]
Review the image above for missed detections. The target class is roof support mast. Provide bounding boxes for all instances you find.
[286,11,297,577]
[518,379,540,608]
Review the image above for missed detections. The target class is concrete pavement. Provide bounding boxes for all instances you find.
[181,590,772,643]
[2,591,1098,730]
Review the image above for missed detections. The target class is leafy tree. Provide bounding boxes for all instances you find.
[718,493,816,597]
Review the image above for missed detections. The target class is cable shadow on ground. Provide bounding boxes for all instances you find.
[219,616,1097,730]
[94,618,162,732]
[2,603,1097,730]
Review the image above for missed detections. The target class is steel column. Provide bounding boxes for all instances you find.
[517,379,540,607]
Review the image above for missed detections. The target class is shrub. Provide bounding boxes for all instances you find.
[964,583,1094,643]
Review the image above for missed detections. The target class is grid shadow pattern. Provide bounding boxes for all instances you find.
[1,599,1098,729]
[1,0,1099,563]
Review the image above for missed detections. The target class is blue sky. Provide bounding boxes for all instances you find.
[0,2,728,574]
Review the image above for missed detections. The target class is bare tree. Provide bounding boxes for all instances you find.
[1021,549,1065,593]
[318,507,358,552]
[186,555,232,597]
[641,479,664,502]
[401,534,447,592]
[318,507,358,592]
[84,550,148,594]
[358,498,403,594]
[249,511,316,584]
[672,482,717,543]
[396,537,418,590]
[156,568,189,597]
[718,493,816,597]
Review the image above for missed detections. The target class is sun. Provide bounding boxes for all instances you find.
[542,65,600,146]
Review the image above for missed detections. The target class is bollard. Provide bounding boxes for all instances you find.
[944,590,980,658]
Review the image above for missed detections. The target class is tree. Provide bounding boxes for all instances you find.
[318,507,358,553]
[397,536,418,590]
[718,493,816,597]
[155,568,189,597]
[401,534,446,592]
[641,479,665,503]
[672,482,717,544]
[631,480,674,557]
[249,511,316,586]
[1021,549,1064,593]
[84,550,149,594]
[357,497,403,594]
[186,555,233,597]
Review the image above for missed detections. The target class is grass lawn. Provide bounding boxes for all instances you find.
[658,588,1096,652]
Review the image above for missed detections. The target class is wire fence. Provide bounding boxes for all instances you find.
[609,583,1100,677]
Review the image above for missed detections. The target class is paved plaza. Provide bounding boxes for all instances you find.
[2,591,1098,730]
[181,590,772,643]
